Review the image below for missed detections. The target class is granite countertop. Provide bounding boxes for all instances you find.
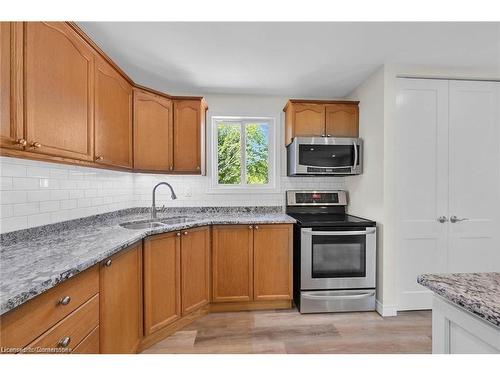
[417,272,500,328]
[0,206,295,315]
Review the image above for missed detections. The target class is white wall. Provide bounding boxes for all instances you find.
[345,66,388,313]
[0,94,346,233]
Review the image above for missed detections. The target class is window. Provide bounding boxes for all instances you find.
[212,117,275,189]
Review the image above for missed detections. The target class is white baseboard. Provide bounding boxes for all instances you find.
[376,300,398,317]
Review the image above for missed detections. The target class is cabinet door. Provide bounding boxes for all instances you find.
[448,81,500,272]
[173,100,204,173]
[181,226,210,315]
[95,55,132,168]
[0,22,24,150]
[133,89,173,172]
[143,232,181,335]
[212,225,253,302]
[23,22,94,160]
[253,224,293,300]
[325,103,359,137]
[292,103,325,137]
[100,243,142,353]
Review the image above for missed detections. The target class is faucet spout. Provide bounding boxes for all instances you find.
[151,182,177,219]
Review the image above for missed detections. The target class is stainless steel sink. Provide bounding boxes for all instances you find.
[119,216,195,230]
[119,220,164,230]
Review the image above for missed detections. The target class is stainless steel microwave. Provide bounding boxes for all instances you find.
[287,137,363,176]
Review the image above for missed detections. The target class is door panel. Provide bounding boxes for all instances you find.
[173,100,202,173]
[253,224,292,300]
[181,227,210,315]
[325,103,359,137]
[293,103,325,137]
[100,243,142,354]
[143,232,181,334]
[95,55,132,168]
[133,89,173,172]
[24,22,94,160]
[212,225,253,302]
[448,81,500,272]
[395,78,449,310]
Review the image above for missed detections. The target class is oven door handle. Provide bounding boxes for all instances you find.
[352,140,358,170]
[301,228,376,236]
[302,292,375,300]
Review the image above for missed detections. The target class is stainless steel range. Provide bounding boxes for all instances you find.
[286,190,376,313]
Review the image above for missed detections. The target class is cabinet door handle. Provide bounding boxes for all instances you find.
[104,259,112,267]
[58,337,71,348]
[95,156,104,161]
[58,296,71,306]
[254,225,259,229]
[437,216,448,223]
[16,139,27,147]
[248,225,253,229]
[450,215,469,223]
[176,232,181,236]
[30,141,42,149]
[183,231,188,235]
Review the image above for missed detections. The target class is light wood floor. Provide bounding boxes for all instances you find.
[141,308,432,354]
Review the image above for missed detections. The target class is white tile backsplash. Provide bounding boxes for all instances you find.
[0,155,346,233]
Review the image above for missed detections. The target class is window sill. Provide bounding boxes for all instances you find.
[206,184,280,195]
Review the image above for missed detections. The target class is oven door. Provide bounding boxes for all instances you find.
[300,227,376,290]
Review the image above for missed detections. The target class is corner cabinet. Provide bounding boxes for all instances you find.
[133,88,173,172]
[94,55,133,169]
[284,100,359,145]
[100,243,143,354]
[172,99,207,174]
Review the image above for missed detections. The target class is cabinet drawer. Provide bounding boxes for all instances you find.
[73,325,99,354]
[26,294,98,353]
[0,265,99,349]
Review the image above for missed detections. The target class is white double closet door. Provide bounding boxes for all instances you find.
[395,78,500,310]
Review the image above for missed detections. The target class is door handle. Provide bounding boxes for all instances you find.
[437,216,448,223]
[450,215,468,223]
[352,140,358,170]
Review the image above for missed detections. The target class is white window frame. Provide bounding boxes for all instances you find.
[209,116,278,193]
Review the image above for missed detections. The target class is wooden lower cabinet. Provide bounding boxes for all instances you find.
[143,231,181,335]
[181,226,210,315]
[73,325,99,354]
[99,242,143,354]
[253,224,293,300]
[212,225,254,302]
[212,224,293,305]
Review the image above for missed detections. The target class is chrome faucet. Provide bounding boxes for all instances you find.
[151,182,177,219]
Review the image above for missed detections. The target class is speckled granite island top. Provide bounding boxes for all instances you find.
[0,206,295,315]
[418,272,500,328]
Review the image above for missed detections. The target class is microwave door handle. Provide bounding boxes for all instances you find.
[353,140,358,170]
[302,228,376,236]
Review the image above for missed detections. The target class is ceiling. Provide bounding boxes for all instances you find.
[78,22,500,98]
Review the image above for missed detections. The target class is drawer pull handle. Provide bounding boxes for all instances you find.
[30,141,42,149]
[176,232,181,236]
[249,225,253,229]
[58,296,71,306]
[16,139,27,147]
[58,337,71,348]
[255,225,259,229]
[183,231,188,235]
[105,259,112,267]
[95,155,104,161]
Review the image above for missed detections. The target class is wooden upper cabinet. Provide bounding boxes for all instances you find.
[284,100,359,145]
[253,224,293,301]
[0,22,23,150]
[94,55,133,168]
[325,103,359,137]
[172,99,207,174]
[181,226,210,316]
[133,89,173,172]
[100,243,142,354]
[143,232,181,335]
[22,22,94,160]
[292,103,326,138]
[212,225,253,302]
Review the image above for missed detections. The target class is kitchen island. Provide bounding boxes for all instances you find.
[417,272,500,354]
